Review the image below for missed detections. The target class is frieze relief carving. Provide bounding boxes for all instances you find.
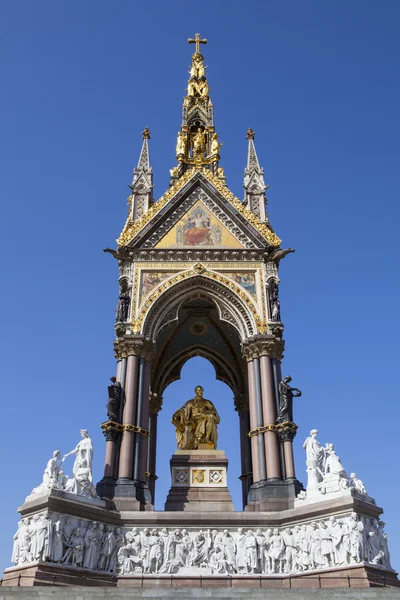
[11,511,392,575]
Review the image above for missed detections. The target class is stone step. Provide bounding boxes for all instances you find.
[1,589,400,600]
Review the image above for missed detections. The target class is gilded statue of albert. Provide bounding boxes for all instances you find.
[172,386,220,450]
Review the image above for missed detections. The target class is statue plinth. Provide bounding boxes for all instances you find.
[164,449,234,512]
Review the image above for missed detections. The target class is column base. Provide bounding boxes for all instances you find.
[246,478,304,511]
[112,478,154,511]
[96,476,116,500]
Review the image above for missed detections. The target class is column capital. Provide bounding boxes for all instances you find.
[242,335,285,361]
[101,421,122,442]
[276,421,298,442]
[234,394,249,413]
[150,393,163,414]
[114,336,156,361]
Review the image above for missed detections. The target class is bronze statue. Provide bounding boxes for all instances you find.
[277,376,302,424]
[107,376,122,422]
[116,280,130,322]
[270,287,281,322]
[171,386,220,449]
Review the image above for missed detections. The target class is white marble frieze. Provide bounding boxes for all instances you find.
[10,510,392,577]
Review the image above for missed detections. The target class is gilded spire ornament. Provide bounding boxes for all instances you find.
[188,33,208,54]
[169,34,225,182]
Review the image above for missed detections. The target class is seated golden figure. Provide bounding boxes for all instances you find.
[171,385,220,450]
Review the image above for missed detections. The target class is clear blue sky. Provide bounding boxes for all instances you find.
[1,0,400,574]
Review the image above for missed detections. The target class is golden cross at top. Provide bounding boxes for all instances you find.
[188,33,207,54]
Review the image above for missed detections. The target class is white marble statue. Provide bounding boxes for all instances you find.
[349,472,368,495]
[28,450,65,498]
[300,429,371,501]
[62,430,97,498]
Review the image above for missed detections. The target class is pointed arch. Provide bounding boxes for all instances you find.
[140,272,259,341]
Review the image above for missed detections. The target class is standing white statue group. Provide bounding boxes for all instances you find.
[11,512,392,575]
[28,430,97,500]
[302,429,368,499]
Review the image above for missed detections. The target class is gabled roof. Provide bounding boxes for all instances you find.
[117,168,281,248]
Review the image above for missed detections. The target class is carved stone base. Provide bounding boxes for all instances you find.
[112,478,154,511]
[3,562,399,589]
[165,450,234,511]
[246,478,304,511]
[2,562,115,586]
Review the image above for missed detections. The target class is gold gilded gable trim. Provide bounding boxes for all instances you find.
[117,167,281,248]
[201,170,281,247]
[118,168,196,247]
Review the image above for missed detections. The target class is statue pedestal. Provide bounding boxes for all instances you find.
[164,449,234,511]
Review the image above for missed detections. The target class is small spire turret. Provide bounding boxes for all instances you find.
[130,128,153,221]
[243,129,269,222]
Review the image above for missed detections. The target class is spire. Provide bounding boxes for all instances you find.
[136,127,150,171]
[170,34,225,184]
[243,128,269,222]
[130,128,153,221]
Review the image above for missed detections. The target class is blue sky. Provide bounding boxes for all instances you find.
[1,0,400,573]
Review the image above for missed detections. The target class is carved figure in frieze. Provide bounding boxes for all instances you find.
[309,521,324,570]
[12,522,23,566]
[378,521,392,569]
[107,376,122,423]
[255,529,266,573]
[349,512,364,564]
[282,528,296,573]
[109,527,124,573]
[236,528,247,574]
[294,525,310,572]
[63,528,84,568]
[269,528,285,574]
[116,279,130,322]
[118,531,142,574]
[209,544,229,575]
[277,376,301,423]
[264,528,274,574]
[222,530,237,573]
[319,521,335,567]
[189,530,209,568]
[148,529,163,573]
[62,516,74,546]
[98,525,117,571]
[172,385,220,450]
[83,522,99,570]
[327,517,342,565]
[246,529,257,574]
[50,514,64,563]
[31,513,51,563]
